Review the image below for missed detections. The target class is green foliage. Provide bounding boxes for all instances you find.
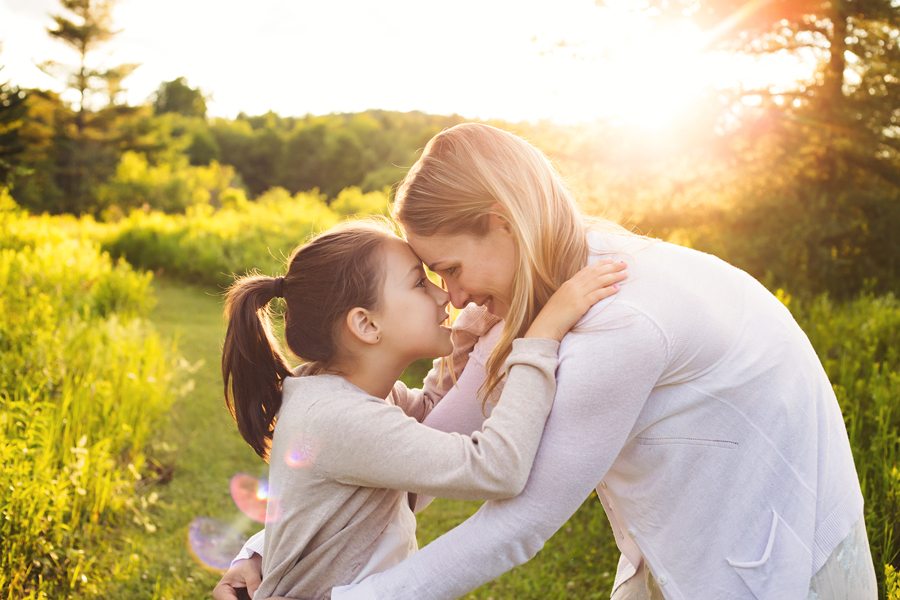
[210,111,461,197]
[887,564,900,600]
[102,188,345,286]
[330,186,392,217]
[96,151,245,213]
[43,0,129,114]
[0,210,176,598]
[152,77,207,119]
[669,177,900,298]
[0,78,27,186]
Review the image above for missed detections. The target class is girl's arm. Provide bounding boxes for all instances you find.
[216,331,498,597]
[302,261,625,499]
[309,260,626,499]
[312,336,558,500]
[412,323,499,512]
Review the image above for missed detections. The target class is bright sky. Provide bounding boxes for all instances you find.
[0,0,816,125]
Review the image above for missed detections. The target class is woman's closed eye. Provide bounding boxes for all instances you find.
[443,266,458,277]
[415,277,428,288]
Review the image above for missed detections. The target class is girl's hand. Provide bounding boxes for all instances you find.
[525,260,627,341]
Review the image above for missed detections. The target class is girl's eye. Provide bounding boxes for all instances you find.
[444,266,458,277]
[415,277,427,288]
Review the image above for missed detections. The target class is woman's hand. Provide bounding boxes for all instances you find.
[525,260,627,341]
[212,554,262,600]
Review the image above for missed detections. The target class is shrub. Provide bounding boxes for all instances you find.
[103,189,340,287]
[0,210,176,598]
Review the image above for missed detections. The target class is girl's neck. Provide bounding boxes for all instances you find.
[336,354,408,401]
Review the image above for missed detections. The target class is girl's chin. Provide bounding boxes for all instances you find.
[437,333,454,356]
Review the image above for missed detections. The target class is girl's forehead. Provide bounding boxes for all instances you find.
[381,237,422,272]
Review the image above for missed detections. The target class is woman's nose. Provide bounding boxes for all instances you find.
[447,283,470,309]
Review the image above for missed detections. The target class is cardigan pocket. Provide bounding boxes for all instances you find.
[635,435,738,449]
[726,510,812,599]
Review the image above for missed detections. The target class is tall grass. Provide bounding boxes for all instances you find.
[0,204,177,598]
[785,291,900,593]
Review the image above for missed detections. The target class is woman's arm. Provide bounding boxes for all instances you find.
[335,308,668,600]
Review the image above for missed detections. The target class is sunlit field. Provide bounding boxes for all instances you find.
[1,0,898,598]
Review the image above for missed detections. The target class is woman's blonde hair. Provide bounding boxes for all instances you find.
[393,123,589,402]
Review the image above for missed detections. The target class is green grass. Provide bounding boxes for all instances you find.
[97,279,266,599]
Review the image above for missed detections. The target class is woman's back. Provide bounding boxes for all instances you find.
[572,233,861,598]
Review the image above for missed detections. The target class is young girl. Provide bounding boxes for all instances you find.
[220,219,627,600]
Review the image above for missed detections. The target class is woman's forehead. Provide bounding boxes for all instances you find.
[405,231,459,261]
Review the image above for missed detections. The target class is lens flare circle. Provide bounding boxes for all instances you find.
[284,439,315,469]
[230,473,280,523]
[187,517,247,572]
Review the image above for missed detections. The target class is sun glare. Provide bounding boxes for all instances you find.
[543,3,818,130]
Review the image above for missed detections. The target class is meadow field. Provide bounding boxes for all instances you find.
[1,193,897,599]
[4,0,899,595]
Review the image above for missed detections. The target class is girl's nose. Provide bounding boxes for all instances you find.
[434,285,450,306]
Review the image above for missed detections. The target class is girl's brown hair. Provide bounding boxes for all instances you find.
[222,220,394,460]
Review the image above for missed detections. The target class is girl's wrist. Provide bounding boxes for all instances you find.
[524,318,564,341]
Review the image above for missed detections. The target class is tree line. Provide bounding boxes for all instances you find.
[0,0,897,298]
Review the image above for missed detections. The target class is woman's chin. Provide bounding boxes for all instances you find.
[485,298,506,318]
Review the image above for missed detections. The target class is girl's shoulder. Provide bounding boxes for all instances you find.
[280,374,376,423]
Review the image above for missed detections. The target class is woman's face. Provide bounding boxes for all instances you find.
[374,238,454,360]
[405,222,517,318]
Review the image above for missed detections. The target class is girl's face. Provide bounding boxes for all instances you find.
[405,223,517,318]
[374,238,454,360]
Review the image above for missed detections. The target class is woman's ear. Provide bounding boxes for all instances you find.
[345,307,381,345]
[488,205,512,234]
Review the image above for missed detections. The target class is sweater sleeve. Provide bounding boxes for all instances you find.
[311,337,559,501]
[350,309,669,599]
[227,309,502,566]
[388,304,501,422]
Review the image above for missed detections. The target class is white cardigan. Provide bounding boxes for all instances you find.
[334,233,864,600]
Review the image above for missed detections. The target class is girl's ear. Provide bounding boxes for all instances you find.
[345,307,381,345]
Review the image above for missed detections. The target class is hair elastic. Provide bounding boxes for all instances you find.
[273,276,286,298]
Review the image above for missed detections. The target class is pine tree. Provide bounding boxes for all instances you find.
[0,74,28,187]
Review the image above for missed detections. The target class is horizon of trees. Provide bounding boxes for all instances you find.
[0,0,897,298]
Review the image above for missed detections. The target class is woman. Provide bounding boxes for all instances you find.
[215,123,876,599]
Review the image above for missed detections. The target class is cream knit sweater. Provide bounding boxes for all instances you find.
[254,331,558,600]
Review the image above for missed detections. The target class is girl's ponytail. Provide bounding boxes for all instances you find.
[222,275,291,460]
